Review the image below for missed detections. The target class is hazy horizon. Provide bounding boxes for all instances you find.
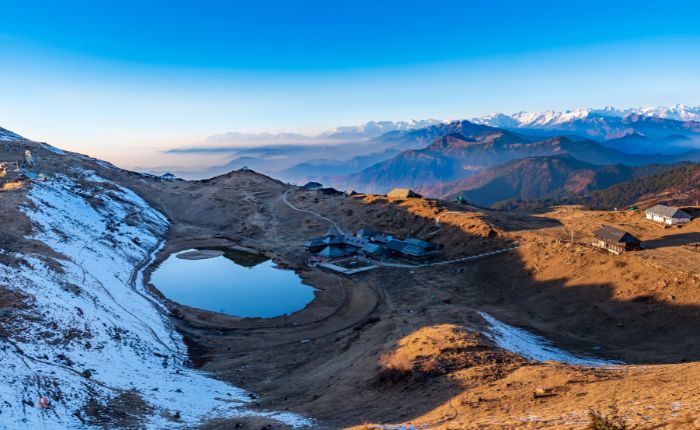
[2,1,700,169]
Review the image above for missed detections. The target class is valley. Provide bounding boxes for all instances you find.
[139,171,700,429]
[5,2,700,428]
[5,113,700,429]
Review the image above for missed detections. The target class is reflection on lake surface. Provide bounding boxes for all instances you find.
[152,249,316,318]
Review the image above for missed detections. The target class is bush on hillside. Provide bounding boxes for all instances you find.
[586,405,628,430]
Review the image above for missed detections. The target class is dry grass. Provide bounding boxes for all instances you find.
[1,180,24,191]
[373,324,524,387]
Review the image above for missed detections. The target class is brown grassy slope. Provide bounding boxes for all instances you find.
[184,186,700,429]
[7,140,700,429]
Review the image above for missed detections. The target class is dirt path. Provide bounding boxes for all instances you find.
[282,188,346,233]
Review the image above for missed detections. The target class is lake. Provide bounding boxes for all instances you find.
[151,248,316,318]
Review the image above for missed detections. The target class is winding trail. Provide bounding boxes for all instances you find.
[282,188,345,234]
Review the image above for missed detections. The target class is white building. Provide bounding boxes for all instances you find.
[645,204,691,225]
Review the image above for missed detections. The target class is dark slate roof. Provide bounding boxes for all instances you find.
[319,187,343,195]
[341,235,368,248]
[322,236,344,245]
[360,243,386,255]
[303,181,323,189]
[403,238,433,249]
[593,226,640,244]
[303,237,326,248]
[385,239,436,256]
[646,204,691,219]
[386,240,408,252]
[400,244,429,257]
[317,245,349,258]
[356,226,380,237]
[326,225,342,237]
[370,234,391,243]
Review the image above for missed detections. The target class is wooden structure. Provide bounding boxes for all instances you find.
[591,226,641,255]
[304,226,369,261]
[304,225,440,262]
[645,204,691,225]
[387,188,421,199]
[386,237,442,261]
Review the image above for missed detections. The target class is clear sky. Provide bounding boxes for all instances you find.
[1,0,700,167]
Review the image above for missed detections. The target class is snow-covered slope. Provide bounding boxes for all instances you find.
[0,169,309,429]
[613,104,700,122]
[0,126,25,141]
[473,105,700,128]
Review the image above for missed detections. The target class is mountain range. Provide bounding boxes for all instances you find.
[8,104,700,211]
[145,105,700,183]
[471,104,700,129]
[419,155,675,207]
[324,117,700,195]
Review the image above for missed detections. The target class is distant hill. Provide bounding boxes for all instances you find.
[326,129,533,193]
[602,133,694,155]
[286,112,700,184]
[491,162,700,211]
[327,124,695,194]
[556,163,700,210]
[420,155,648,206]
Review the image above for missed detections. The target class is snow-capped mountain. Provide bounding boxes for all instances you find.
[472,105,700,129]
[0,126,25,141]
[473,110,593,128]
[611,104,700,122]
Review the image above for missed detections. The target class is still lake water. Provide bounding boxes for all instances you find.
[152,249,316,318]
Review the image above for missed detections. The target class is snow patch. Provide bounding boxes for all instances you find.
[477,311,619,367]
[0,127,24,141]
[40,143,65,155]
[0,170,311,429]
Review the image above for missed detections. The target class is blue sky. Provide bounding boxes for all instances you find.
[1,0,700,166]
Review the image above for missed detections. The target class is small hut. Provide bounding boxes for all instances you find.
[387,188,421,199]
[319,187,344,196]
[645,204,691,225]
[302,181,323,190]
[592,226,641,255]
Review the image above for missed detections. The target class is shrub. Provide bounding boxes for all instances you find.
[587,405,628,430]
